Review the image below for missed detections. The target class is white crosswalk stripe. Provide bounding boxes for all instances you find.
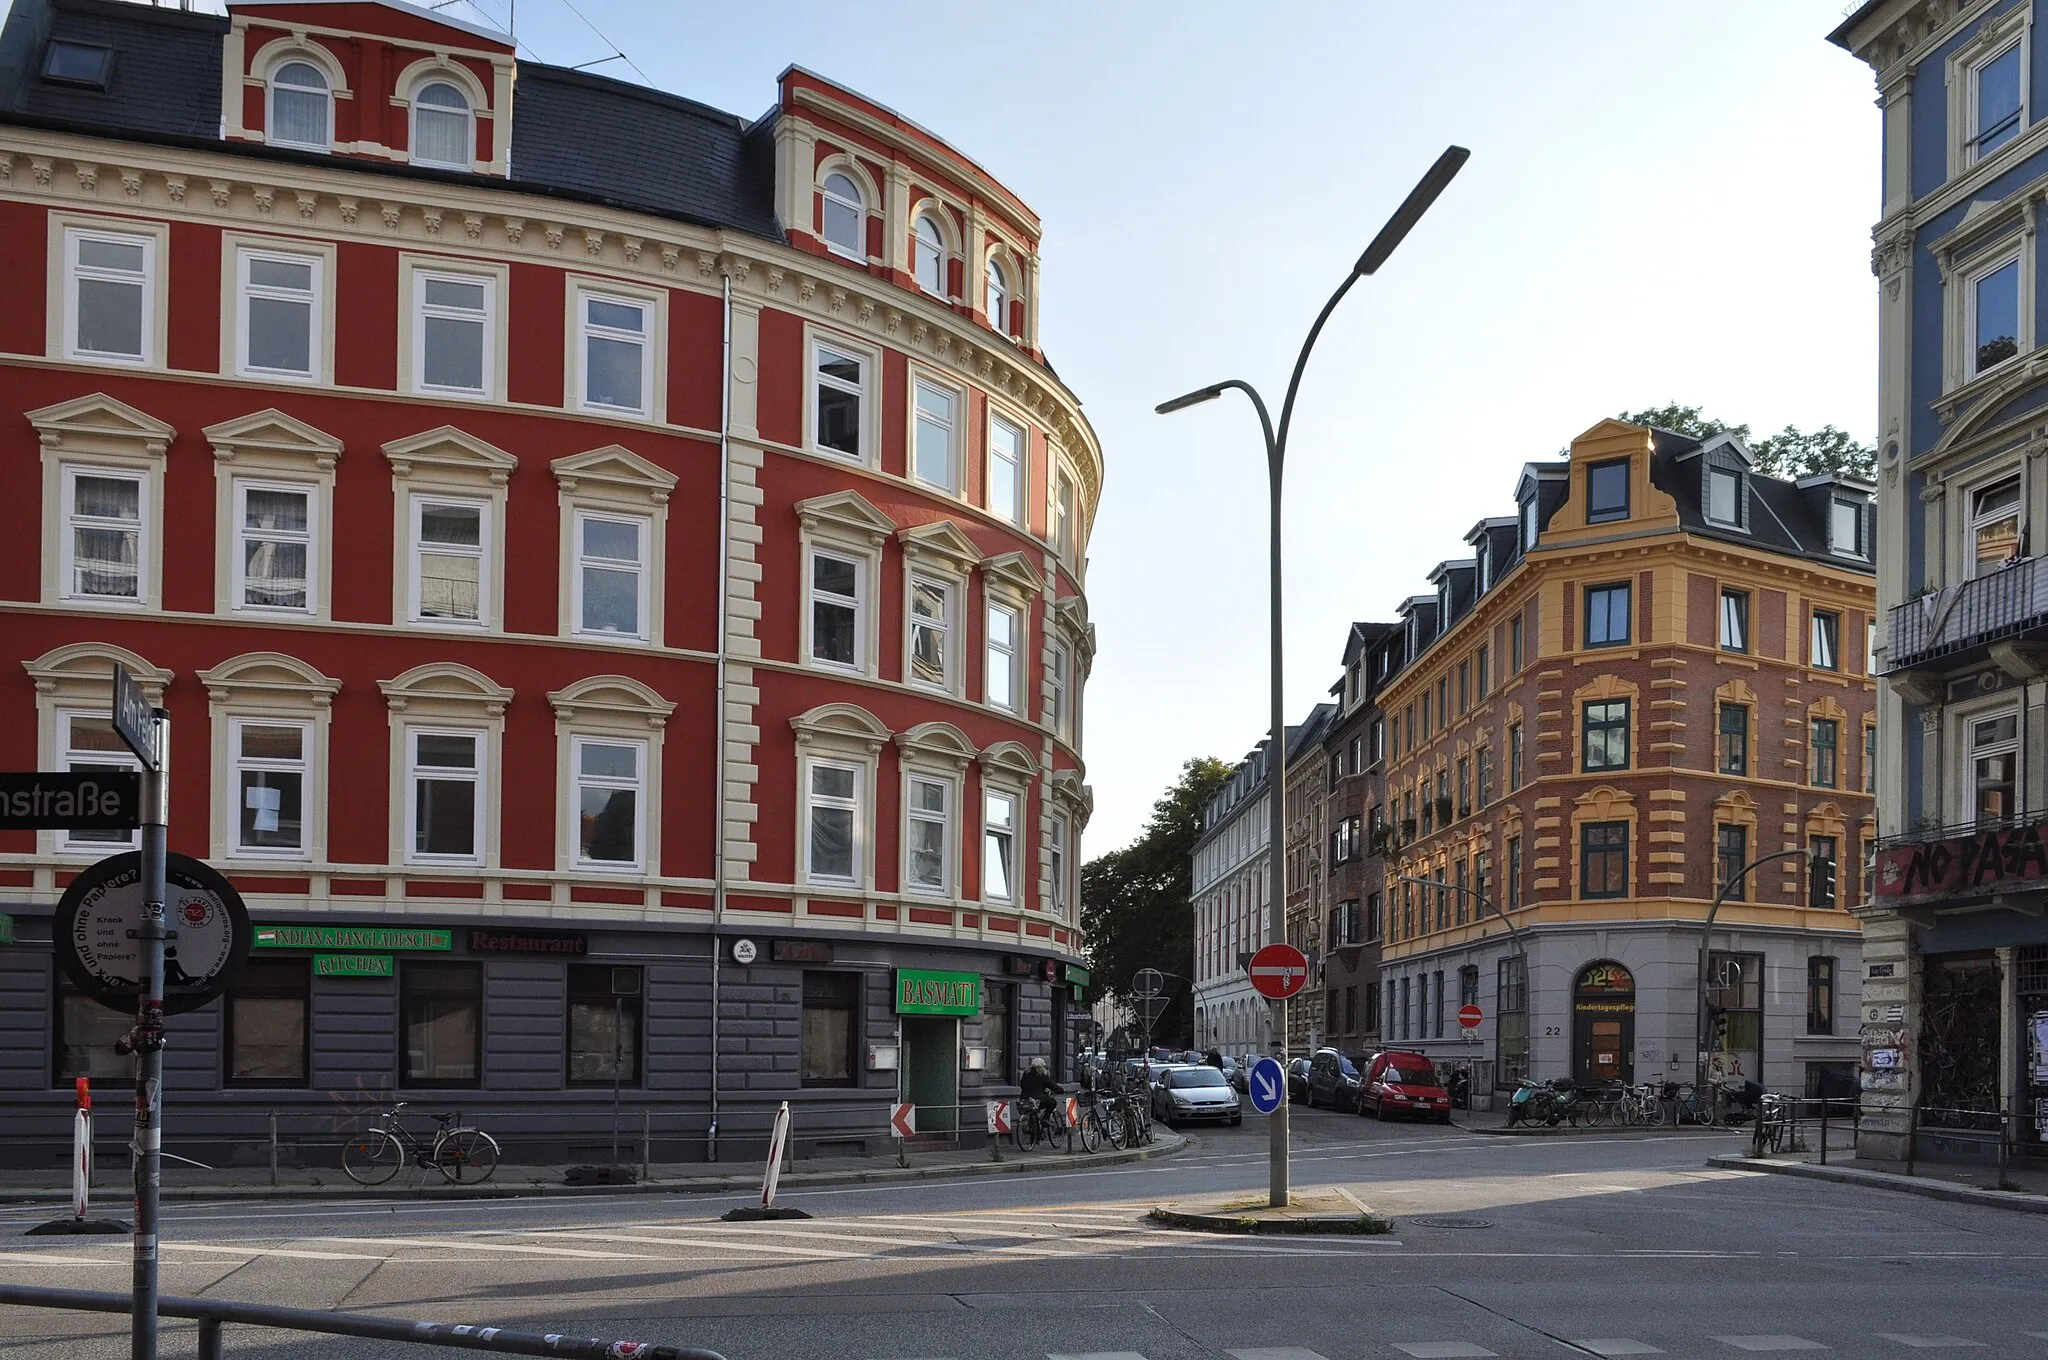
[1572,1343,1665,1357]
[1392,1344,1497,1359]
[1711,1340,1828,1353]
[1226,1350,1332,1360]
[1871,1339,1986,1350]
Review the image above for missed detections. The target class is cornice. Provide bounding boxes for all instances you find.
[785,86,1039,237]
[0,124,1103,512]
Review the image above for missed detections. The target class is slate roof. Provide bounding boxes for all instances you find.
[0,0,785,241]
[1645,427,1871,571]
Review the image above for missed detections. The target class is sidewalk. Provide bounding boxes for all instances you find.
[1706,1150,2048,1215]
[0,1130,1186,1208]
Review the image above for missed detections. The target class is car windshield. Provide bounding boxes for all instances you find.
[1338,1056,1360,1077]
[1387,1058,1437,1081]
[1175,1068,1228,1088]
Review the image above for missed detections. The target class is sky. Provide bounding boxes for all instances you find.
[41,0,1883,855]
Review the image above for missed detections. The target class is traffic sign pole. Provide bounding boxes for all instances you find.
[129,707,167,1360]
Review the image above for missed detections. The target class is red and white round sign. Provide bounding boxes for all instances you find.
[1247,943,1309,1000]
[1458,1003,1484,1030]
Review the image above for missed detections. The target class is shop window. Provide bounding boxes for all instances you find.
[983,982,1015,1084]
[800,971,860,1086]
[401,961,481,1087]
[1496,955,1528,1086]
[53,967,129,1084]
[567,964,642,1086]
[226,959,310,1086]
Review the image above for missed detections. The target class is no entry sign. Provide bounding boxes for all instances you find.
[1248,943,1309,1000]
[1458,1003,1484,1030]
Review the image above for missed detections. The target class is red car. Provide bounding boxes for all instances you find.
[1357,1050,1453,1122]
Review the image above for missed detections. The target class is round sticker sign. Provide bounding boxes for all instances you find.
[55,852,249,1015]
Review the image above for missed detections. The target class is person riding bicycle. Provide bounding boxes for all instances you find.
[1020,1056,1062,1123]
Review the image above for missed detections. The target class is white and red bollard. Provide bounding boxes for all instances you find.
[28,1076,125,1235]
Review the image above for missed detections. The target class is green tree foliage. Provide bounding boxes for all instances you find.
[1080,756,1232,1047]
[1616,403,1875,482]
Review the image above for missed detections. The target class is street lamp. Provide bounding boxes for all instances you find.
[1157,145,1468,1209]
[1696,847,1824,1113]
[1391,872,1525,1096]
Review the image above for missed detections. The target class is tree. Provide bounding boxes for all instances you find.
[1616,403,1875,482]
[1080,756,1231,1048]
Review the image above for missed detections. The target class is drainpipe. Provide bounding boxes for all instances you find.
[707,271,733,1162]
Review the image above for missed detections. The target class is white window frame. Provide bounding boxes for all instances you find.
[409,79,474,171]
[986,601,1022,713]
[1962,246,2025,384]
[905,571,955,693]
[1831,497,1867,559]
[988,410,1026,525]
[809,336,871,463]
[266,58,333,153]
[1053,463,1078,561]
[232,478,316,616]
[1707,466,1743,527]
[233,246,323,382]
[1958,699,2023,825]
[571,285,655,419]
[903,772,953,897]
[568,735,647,872]
[806,547,866,673]
[404,726,486,866]
[1049,640,1071,741]
[912,373,960,494]
[913,213,947,297]
[802,756,864,887]
[1811,610,1841,672]
[57,709,141,855]
[62,226,156,366]
[570,508,651,643]
[1719,588,1748,653]
[408,264,499,400]
[408,493,492,629]
[985,256,1010,332]
[820,171,866,261]
[1967,470,2025,578]
[227,716,312,860]
[1049,812,1070,918]
[982,787,1019,905]
[58,465,148,608]
[1967,34,2027,167]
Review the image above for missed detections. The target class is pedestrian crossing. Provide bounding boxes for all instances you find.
[919,1339,2048,1358]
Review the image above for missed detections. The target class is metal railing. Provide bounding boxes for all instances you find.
[1874,809,2044,852]
[1884,555,2048,673]
[0,1283,724,1359]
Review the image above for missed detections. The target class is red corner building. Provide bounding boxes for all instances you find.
[0,0,1099,1164]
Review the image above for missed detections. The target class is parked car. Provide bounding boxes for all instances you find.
[1304,1048,1366,1109]
[1152,1064,1243,1126]
[1358,1049,1453,1122]
[1286,1056,1312,1104]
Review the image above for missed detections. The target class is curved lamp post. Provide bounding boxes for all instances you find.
[1391,872,1526,1092]
[1697,848,1823,1109]
[1157,145,1469,1208]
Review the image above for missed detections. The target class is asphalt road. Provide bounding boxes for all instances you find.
[2,1104,2043,1359]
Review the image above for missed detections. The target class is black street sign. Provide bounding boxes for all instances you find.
[0,771,142,831]
[111,663,157,771]
[55,852,249,1015]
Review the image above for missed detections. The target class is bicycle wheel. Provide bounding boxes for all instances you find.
[434,1128,499,1184]
[1103,1103,1127,1149]
[1077,1110,1102,1154]
[342,1130,403,1186]
[1011,1112,1034,1152]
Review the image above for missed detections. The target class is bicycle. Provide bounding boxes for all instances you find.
[342,1102,501,1186]
[1010,1094,1071,1153]
[1108,1086,1151,1148]
[1072,1091,1108,1154]
[1617,1082,1664,1127]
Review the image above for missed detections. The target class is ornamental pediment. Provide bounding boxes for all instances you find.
[27,393,176,455]
[551,445,678,501]
[796,489,896,544]
[204,409,345,468]
[897,519,982,572]
[383,426,519,483]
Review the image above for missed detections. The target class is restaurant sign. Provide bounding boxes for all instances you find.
[255,925,452,951]
[895,968,980,1016]
[1873,819,2048,902]
[313,953,393,978]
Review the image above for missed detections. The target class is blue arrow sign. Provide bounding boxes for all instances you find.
[1249,1056,1285,1115]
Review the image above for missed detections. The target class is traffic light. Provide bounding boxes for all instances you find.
[1810,854,1837,908]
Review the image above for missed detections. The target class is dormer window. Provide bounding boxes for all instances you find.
[411,82,473,171]
[1707,466,1744,527]
[1521,497,1538,551]
[1830,497,1866,558]
[1437,581,1450,628]
[1586,458,1630,523]
[1477,542,1491,592]
[986,258,1010,333]
[914,215,946,296]
[821,173,865,259]
[41,40,112,89]
[269,61,333,153]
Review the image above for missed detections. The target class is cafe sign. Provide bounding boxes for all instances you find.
[895,968,980,1016]
[254,925,451,951]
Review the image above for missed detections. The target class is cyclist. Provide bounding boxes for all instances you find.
[1020,1056,1061,1124]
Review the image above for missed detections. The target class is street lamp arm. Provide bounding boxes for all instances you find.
[1389,872,1527,960]
[1695,846,1821,1095]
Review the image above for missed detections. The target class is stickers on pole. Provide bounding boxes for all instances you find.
[54,852,250,1015]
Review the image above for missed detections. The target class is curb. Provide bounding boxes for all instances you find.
[1705,1153,2048,1215]
[0,1132,1187,1209]
[1460,1122,1734,1138]
[1148,1186,1393,1237]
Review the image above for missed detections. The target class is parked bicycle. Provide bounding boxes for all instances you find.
[342,1102,500,1186]
[1071,1091,1109,1154]
[1106,1085,1151,1148]
[1616,1081,1665,1126]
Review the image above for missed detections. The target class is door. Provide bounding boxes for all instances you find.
[900,1016,959,1137]
[1572,960,1635,1086]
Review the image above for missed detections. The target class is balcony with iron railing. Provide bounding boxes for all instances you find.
[1871,806,2048,906]
[1883,556,2048,676]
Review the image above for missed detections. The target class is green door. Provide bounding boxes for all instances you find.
[901,1016,959,1137]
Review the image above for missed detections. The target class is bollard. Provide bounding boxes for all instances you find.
[642,1110,651,1183]
[1818,1098,1828,1166]
[1904,1103,1919,1177]
[268,1112,278,1188]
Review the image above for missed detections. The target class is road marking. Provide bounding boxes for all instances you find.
[161,1243,386,1262]
[309,1236,665,1261]
[0,1251,117,1267]
[1047,1353,1150,1360]
[1392,1345,1497,1359]
[1712,1339,1829,1352]
[1572,1344,1664,1357]
[526,1230,868,1260]
[1872,1339,1986,1350]
[1227,1349,1333,1360]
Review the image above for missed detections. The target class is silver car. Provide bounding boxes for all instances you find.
[1152,1064,1243,1126]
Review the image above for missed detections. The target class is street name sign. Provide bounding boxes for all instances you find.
[110,663,157,771]
[0,771,141,832]
[55,852,249,1015]
[1249,1056,1285,1114]
[1248,943,1309,1000]
[1458,1003,1484,1030]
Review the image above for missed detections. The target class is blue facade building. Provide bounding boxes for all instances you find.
[1833,0,2048,1162]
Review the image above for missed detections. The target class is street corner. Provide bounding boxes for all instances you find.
[1148,1186,1394,1235]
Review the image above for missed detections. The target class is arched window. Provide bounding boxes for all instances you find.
[411,81,473,171]
[985,257,1010,332]
[914,215,946,296]
[821,172,864,258]
[269,60,332,152]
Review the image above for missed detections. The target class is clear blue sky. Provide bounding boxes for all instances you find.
[64,0,1885,855]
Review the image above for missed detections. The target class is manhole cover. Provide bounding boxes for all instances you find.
[1405,1215,1493,1229]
